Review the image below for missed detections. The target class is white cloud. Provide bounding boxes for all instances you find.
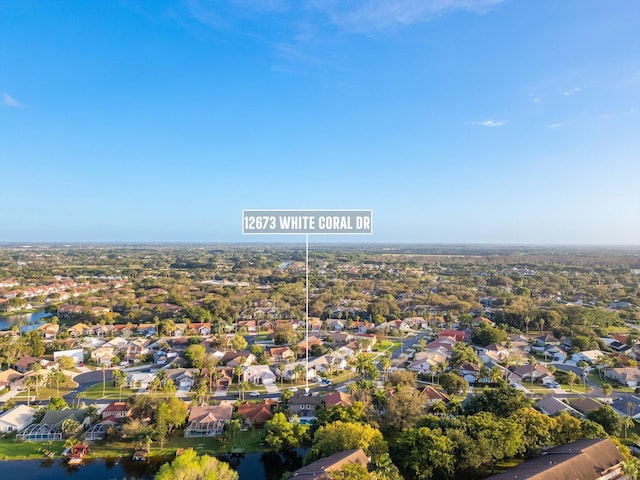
[469,120,506,127]
[563,87,581,96]
[310,0,508,33]
[531,97,541,103]
[548,123,565,128]
[183,0,508,34]
[2,92,22,107]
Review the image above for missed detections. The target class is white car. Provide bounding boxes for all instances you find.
[288,387,298,393]
[249,391,260,397]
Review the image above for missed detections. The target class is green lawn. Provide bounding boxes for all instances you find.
[85,429,266,458]
[0,438,65,460]
[81,381,137,400]
[14,375,78,401]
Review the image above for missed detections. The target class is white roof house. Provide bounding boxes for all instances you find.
[0,405,36,433]
[243,365,276,385]
[127,372,156,389]
[53,348,84,366]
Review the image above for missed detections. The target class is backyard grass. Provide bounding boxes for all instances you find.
[0,438,65,460]
[85,429,266,458]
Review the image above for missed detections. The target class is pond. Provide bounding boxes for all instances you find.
[0,310,51,332]
[0,450,307,480]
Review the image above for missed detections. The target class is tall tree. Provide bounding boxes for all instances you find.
[155,448,238,480]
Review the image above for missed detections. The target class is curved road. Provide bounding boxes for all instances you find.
[64,370,113,405]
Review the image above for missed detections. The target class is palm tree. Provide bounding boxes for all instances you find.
[202,353,219,396]
[623,416,635,438]
[380,354,391,383]
[233,365,244,393]
[23,376,35,405]
[49,369,66,396]
[112,370,126,401]
[64,437,80,450]
[61,418,81,438]
[372,389,388,413]
[293,363,306,385]
[278,362,286,388]
[163,378,177,397]
[101,363,109,397]
[32,362,42,399]
[602,383,613,403]
[567,371,578,392]
[528,356,537,387]
[431,400,447,416]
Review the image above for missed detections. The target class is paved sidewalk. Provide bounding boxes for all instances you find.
[0,389,21,403]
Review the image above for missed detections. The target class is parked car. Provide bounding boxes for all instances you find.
[249,391,260,397]
[288,387,298,393]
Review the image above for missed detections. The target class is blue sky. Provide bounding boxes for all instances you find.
[1,0,639,244]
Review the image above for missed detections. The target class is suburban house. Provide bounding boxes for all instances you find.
[604,367,640,387]
[161,368,196,392]
[486,438,625,480]
[0,368,24,391]
[125,338,151,363]
[417,385,451,405]
[101,401,132,419]
[536,396,583,417]
[17,409,89,441]
[243,365,277,385]
[268,346,296,365]
[127,372,156,389]
[324,391,353,410]
[13,356,40,374]
[37,323,59,340]
[292,449,369,478]
[237,399,277,428]
[53,349,84,366]
[92,346,116,365]
[569,398,604,416]
[513,363,555,384]
[572,350,605,365]
[68,323,93,338]
[184,401,234,437]
[0,405,36,433]
[289,394,323,419]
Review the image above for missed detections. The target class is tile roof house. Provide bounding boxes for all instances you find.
[101,401,132,419]
[0,368,24,391]
[417,385,451,405]
[486,438,625,480]
[237,399,278,428]
[184,401,234,437]
[513,363,555,383]
[13,356,40,373]
[324,391,353,410]
[292,449,369,478]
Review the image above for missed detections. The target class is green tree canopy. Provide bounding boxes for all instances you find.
[464,381,530,417]
[310,421,387,462]
[155,448,238,480]
[439,373,468,396]
[394,426,456,480]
